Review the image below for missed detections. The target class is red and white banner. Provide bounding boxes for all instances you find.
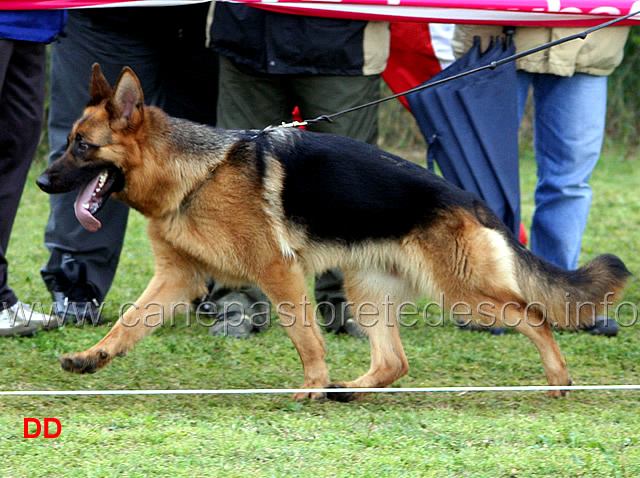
[2,1,209,9]
[3,0,640,27]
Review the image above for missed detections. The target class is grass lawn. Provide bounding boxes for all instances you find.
[1,124,639,477]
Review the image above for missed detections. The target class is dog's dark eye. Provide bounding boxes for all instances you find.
[74,134,90,153]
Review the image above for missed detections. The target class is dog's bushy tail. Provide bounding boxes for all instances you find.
[515,248,631,329]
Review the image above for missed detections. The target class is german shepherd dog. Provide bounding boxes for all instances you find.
[37,64,630,401]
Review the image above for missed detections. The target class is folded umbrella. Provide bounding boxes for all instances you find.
[406,35,521,236]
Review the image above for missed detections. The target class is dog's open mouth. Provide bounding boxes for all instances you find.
[74,169,118,232]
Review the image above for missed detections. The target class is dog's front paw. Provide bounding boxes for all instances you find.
[291,382,328,402]
[59,349,112,374]
[293,390,327,402]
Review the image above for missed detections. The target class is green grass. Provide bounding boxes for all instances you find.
[1,120,639,477]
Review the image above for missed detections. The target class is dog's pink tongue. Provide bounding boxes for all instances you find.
[74,175,102,232]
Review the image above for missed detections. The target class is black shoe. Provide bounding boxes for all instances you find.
[201,288,270,338]
[316,301,368,339]
[46,254,103,325]
[582,316,619,337]
[208,311,255,339]
[51,290,103,325]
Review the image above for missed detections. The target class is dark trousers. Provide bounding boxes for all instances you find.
[41,7,219,301]
[217,55,381,142]
[0,39,46,309]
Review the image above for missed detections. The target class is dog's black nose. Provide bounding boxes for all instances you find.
[36,173,51,192]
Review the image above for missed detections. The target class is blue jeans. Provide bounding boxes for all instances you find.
[516,71,607,270]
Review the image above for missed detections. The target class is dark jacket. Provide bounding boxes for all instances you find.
[0,10,66,43]
[78,4,210,46]
[208,3,389,76]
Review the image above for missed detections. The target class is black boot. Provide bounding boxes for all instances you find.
[44,254,103,325]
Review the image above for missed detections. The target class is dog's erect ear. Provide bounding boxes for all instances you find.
[88,63,112,106]
[108,66,144,130]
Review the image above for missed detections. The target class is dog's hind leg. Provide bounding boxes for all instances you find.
[327,270,410,402]
[256,260,328,402]
[501,302,572,397]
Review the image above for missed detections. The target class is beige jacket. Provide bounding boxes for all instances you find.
[452,25,629,77]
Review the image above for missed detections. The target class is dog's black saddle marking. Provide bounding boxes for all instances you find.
[263,130,475,244]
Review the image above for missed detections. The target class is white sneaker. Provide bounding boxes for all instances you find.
[0,304,38,337]
[0,301,61,336]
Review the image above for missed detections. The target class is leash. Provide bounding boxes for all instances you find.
[278,9,639,129]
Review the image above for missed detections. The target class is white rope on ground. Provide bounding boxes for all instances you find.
[2,384,640,396]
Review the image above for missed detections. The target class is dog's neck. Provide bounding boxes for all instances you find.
[115,110,246,219]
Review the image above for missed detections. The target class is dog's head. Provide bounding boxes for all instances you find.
[36,64,144,232]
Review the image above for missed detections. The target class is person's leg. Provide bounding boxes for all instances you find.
[216,55,292,129]
[529,72,607,270]
[293,73,382,337]
[0,40,50,336]
[294,73,381,145]
[0,40,45,309]
[41,11,166,320]
[528,72,615,336]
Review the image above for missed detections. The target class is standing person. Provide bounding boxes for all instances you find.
[452,24,629,335]
[204,3,390,338]
[0,10,66,337]
[40,4,218,325]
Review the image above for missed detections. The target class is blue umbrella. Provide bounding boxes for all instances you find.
[406,35,521,236]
